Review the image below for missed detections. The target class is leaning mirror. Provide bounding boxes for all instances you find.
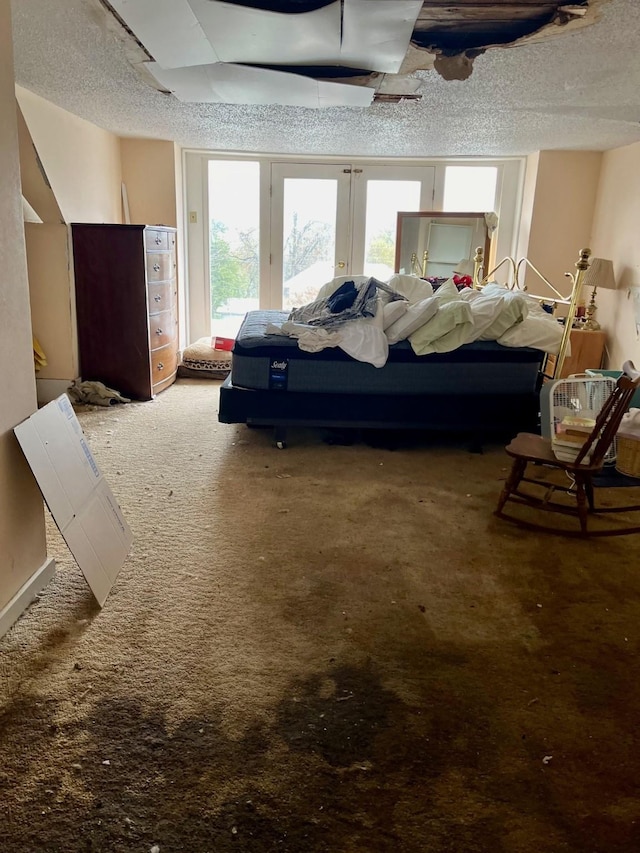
[395,211,493,283]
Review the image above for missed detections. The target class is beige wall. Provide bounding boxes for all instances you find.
[120,138,177,227]
[520,150,602,297]
[0,0,47,612]
[590,141,640,370]
[16,104,63,224]
[16,87,124,389]
[121,137,186,345]
[16,85,122,224]
[26,223,78,380]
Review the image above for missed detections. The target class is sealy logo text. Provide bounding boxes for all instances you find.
[271,360,287,370]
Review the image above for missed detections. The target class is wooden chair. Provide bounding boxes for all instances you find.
[495,360,640,536]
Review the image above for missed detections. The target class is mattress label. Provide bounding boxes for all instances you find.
[269,358,289,391]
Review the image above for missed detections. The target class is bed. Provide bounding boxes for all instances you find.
[218,250,591,448]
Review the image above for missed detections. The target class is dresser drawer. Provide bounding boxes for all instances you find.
[146,252,175,282]
[151,342,178,385]
[145,229,169,251]
[148,280,176,313]
[149,309,177,349]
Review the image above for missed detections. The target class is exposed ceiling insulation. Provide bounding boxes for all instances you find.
[10,0,640,157]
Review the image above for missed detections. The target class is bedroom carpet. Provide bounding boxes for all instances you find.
[2,378,640,853]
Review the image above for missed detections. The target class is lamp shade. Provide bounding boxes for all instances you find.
[454,258,475,277]
[582,257,617,291]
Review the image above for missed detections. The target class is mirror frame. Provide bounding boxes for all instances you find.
[394,211,492,281]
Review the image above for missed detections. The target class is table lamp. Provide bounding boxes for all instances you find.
[582,257,616,330]
[453,258,474,276]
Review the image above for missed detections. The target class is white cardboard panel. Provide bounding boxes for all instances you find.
[148,62,373,108]
[109,0,219,68]
[341,0,423,74]
[188,0,341,65]
[14,395,133,607]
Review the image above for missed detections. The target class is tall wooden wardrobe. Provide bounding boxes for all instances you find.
[71,224,178,401]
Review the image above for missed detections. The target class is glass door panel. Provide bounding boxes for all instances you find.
[443,166,498,212]
[283,178,338,310]
[362,180,422,279]
[271,163,351,311]
[351,166,436,277]
[208,160,260,338]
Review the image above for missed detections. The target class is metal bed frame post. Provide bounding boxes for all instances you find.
[553,247,591,379]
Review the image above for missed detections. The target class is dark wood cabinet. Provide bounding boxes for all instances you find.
[71,224,178,401]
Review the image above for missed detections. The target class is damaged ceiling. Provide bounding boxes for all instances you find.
[9,0,640,157]
[104,0,598,104]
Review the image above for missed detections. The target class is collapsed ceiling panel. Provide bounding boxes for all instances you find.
[188,0,342,66]
[340,0,423,74]
[108,0,219,68]
[147,60,374,107]
[104,0,600,104]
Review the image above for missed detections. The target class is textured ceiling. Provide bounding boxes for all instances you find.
[10,0,640,157]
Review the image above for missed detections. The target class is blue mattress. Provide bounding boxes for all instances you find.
[231,310,544,396]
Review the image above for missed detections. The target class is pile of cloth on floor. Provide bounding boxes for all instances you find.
[67,380,131,407]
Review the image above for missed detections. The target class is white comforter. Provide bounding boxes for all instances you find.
[272,275,565,368]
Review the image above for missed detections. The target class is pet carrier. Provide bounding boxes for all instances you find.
[540,374,617,464]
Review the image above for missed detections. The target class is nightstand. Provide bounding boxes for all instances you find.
[557,329,607,378]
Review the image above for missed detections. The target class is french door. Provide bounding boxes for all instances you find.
[183,150,519,343]
[269,163,352,311]
[269,163,435,310]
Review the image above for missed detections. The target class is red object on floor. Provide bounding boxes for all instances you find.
[212,336,235,351]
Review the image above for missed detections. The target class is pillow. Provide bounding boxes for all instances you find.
[382,299,408,330]
[457,287,483,303]
[409,301,474,355]
[432,278,461,304]
[385,296,439,345]
[386,274,433,304]
[477,291,529,340]
[497,314,565,355]
[480,281,509,297]
[483,282,561,320]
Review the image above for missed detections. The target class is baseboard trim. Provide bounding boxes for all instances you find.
[0,557,56,639]
[36,378,75,406]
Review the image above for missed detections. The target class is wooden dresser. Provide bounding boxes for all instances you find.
[71,224,178,401]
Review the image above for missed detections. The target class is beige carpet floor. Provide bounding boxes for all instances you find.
[2,378,640,852]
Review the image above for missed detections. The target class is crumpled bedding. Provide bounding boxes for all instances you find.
[272,274,565,368]
[289,277,403,329]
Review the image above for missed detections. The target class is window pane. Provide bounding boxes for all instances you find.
[208,160,259,338]
[283,178,337,311]
[443,166,498,212]
[363,181,421,279]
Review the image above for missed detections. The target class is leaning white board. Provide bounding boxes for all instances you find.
[14,394,133,606]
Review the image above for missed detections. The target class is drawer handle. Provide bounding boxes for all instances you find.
[155,328,163,335]
[155,236,162,245]
[153,263,160,272]
[154,295,162,302]
[157,362,164,370]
